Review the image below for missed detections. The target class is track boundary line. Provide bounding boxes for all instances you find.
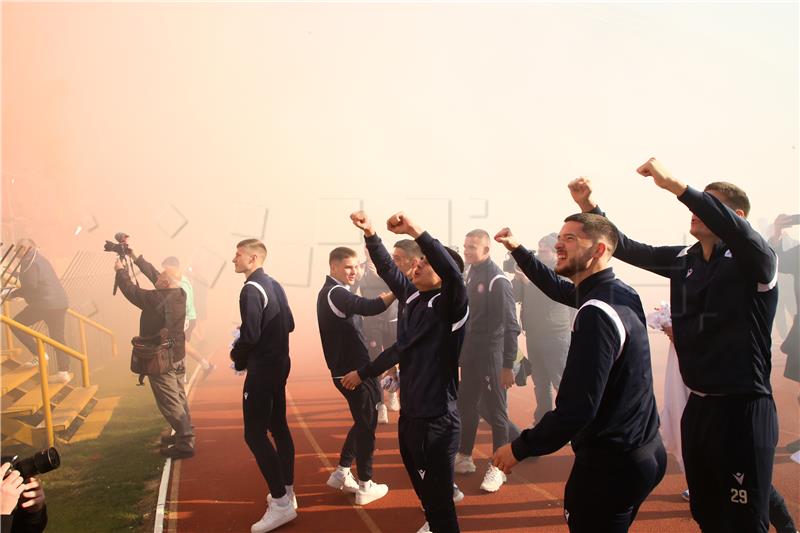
[286,389,383,533]
[154,361,204,533]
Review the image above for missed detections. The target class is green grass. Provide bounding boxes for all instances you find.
[25,359,170,532]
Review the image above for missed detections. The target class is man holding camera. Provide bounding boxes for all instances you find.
[114,245,195,460]
[7,239,72,383]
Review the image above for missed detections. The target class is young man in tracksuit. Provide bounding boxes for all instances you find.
[231,239,296,533]
[454,229,521,493]
[568,159,780,533]
[492,214,666,532]
[317,246,395,505]
[342,211,468,533]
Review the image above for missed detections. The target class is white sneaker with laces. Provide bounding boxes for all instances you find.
[387,391,400,411]
[453,453,476,474]
[452,484,464,503]
[326,467,359,493]
[50,371,72,384]
[377,403,389,424]
[250,499,297,533]
[480,464,507,492]
[416,522,431,533]
[355,479,388,505]
[267,488,298,510]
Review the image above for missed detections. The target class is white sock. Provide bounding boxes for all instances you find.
[274,494,291,507]
[285,484,294,496]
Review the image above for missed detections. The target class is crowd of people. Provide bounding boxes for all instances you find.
[1,157,797,533]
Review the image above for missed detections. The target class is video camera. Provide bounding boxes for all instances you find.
[1,447,60,480]
[103,232,131,258]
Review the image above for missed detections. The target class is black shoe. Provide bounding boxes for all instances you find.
[161,446,194,459]
[161,434,176,446]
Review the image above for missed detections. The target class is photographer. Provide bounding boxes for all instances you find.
[7,239,71,383]
[114,245,195,459]
[1,463,47,533]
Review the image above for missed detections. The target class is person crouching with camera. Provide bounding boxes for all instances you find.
[114,245,195,459]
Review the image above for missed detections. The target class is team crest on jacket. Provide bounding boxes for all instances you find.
[477,283,485,293]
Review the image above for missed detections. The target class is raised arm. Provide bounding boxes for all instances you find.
[568,176,684,279]
[351,211,413,299]
[134,255,161,286]
[490,276,521,370]
[115,259,147,310]
[495,228,577,308]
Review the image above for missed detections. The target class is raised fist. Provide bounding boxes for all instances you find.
[386,212,421,238]
[636,158,686,196]
[494,228,520,252]
[350,211,375,237]
[568,177,596,212]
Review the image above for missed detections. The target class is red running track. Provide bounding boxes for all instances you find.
[168,341,798,533]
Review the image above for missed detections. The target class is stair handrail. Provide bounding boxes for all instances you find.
[66,308,119,359]
[0,315,91,447]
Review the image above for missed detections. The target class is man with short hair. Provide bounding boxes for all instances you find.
[343,211,468,533]
[568,159,780,533]
[161,256,214,380]
[318,246,395,505]
[492,214,665,532]
[7,239,72,383]
[512,233,573,426]
[231,239,296,533]
[454,229,521,493]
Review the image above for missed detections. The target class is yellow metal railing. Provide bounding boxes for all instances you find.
[67,309,118,359]
[0,315,91,447]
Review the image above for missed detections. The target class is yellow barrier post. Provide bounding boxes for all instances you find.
[3,301,14,351]
[37,339,55,447]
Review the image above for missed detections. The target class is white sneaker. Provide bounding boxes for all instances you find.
[326,467,359,493]
[250,500,297,533]
[355,479,388,505]
[416,522,431,533]
[50,371,72,384]
[387,390,400,411]
[377,403,389,424]
[267,489,298,510]
[452,484,464,503]
[453,453,476,474]
[480,464,507,492]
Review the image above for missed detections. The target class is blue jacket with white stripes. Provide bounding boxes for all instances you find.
[316,275,388,377]
[591,186,779,396]
[461,258,521,372]
[507,255,659,460]
[359,231,469,418]
[230,268,295,375]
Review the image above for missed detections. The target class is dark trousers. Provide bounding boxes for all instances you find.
[399,411,460,533]
[458,361,512,454]
[564,437,667,532]
[681,393,778,533]
[333,376,380,481]
[148,360,194,451]
[243,370,295,499]
[526,334,569,425]
[12,306,70,372]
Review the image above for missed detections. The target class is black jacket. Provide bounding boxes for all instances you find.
[10,251,68,310]
[230,268,294,377]
[358,232,469,418]
[461,258,520,371]
[592,186,779,396]
[1,505,47,533]
[317,275,388,376]
[508,250,660,460]
[116,256,186,361]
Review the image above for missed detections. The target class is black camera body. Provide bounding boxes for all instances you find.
[104,232,131,258]
[1,447,60,480]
